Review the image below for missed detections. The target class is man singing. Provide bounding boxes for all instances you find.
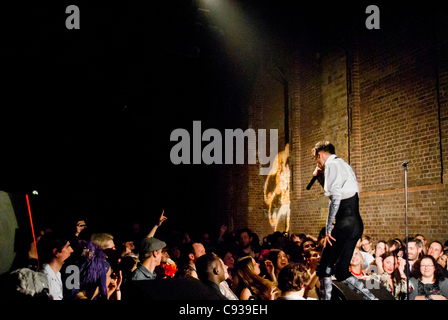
[312,141,377,300]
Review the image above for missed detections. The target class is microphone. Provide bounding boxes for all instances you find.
[402,161,409,167]
[306,175,318,190]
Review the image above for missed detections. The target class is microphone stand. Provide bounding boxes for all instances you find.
[402,161,409,300]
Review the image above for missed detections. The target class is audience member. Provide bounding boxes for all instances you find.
[181,231,192,246]
[387,239,399,253]
[428,241,444,261]
[269,231,287,250]
[5,201,448,302]
[356,238,374,270]
[437,249,447,272]
[177,265,198,279]
[195,253,228,300]
[216,257,238,300]
[234,228,258,261]
[372,240,389,258]
[277,263,314,300]
[200,231,214,253]
[349,247,367,279]
[394,238,404,250]
[415,234,428,255]
[233,256,277,300]
[371,240,390,275]
[290,233,306,247]
[370,251,409,300]
[104,248,122,300]
[265,249,288,284]
[300,237,316,262]
[214,245,236,289]
[361,235,375,255]
[131,237,166,281]
[287,233,305,263]
[10,224,51,272]
[304,247,321,299]
[180,241,206,272]
[120,253,139,283]
[403,238,422,277]
[427,241,448,277]
[65,241,112,300]
[36,231,73,300]
[409,255,448,300]
[116,232,136,257]
[168,244,181,265]
[90,233,116,251]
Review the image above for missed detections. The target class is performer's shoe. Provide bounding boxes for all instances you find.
[342,275,378,300]
[319,277,333,300]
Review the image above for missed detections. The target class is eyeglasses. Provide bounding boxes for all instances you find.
[421,265,434,268]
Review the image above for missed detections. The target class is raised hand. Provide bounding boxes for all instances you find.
[157,210,168,226]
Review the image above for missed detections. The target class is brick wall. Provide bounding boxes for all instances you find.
[231,4,448,245]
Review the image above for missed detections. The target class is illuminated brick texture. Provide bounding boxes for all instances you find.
[228,5,448,244]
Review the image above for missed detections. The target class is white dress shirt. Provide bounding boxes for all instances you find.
[324,155,359,200]
[41,263,63,300]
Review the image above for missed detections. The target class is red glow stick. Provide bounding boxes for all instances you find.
[25,194,39,270]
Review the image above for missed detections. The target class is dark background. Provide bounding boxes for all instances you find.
[0,1,385,236]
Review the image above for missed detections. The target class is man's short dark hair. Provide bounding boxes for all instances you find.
[195,253,218,281]
[236,228,252,240]
[407,237,423,248]
[312,141,335,160]
[37,232,69,264]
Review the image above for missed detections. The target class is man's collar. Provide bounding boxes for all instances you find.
[325,154,337,164]
[138,263,156,277]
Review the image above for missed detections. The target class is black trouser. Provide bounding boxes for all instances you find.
[316,193,364,281]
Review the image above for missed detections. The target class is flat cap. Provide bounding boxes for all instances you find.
[140,237,166,255]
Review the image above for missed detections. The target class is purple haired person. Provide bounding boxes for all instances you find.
[65,241,112,300]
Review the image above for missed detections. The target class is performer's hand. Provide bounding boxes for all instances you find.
[323,234,336,248]
[313,166,323,176]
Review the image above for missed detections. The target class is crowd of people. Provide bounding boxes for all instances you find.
[2,210,448,300]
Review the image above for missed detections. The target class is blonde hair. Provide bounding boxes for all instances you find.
[90,233,114,250]
[351,247,363,268]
